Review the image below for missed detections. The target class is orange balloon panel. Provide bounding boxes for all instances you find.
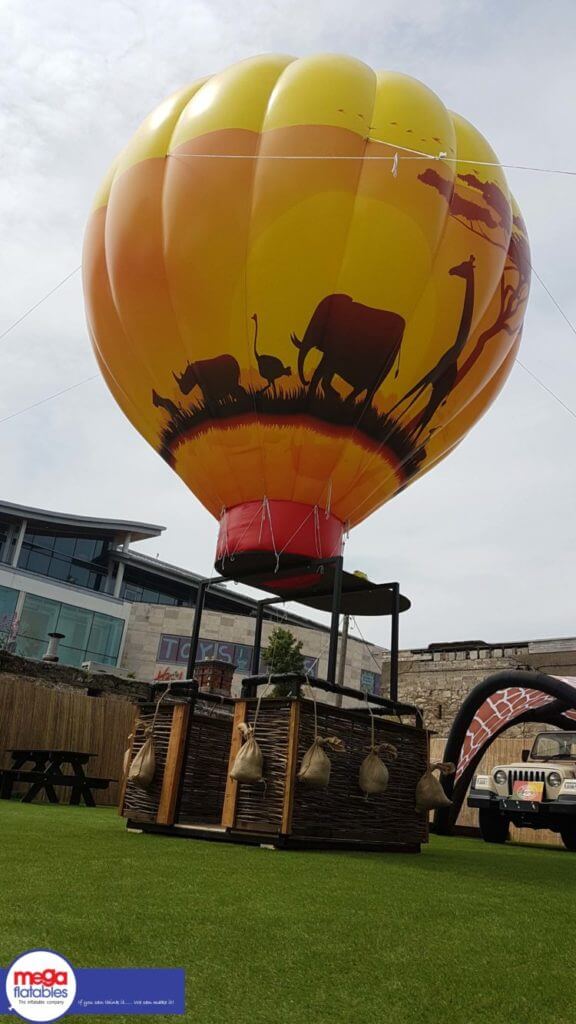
[83,54,530,550]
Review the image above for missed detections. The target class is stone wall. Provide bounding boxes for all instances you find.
[0,649,150,701]
[386,642,576,738]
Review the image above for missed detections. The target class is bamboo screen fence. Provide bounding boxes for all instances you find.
[0,677,135,807]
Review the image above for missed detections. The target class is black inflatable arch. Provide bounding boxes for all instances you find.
[435,670,576,834]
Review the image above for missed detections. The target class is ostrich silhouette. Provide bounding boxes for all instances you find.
[251,314,291,397]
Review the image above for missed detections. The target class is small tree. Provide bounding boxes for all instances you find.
[261,626,305,696]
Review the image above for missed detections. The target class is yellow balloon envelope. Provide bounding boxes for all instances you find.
[83,54,530,576]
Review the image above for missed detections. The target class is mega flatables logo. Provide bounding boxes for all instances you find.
[5,951,77,1021]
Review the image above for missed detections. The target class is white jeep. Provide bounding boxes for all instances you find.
[468,730,576,851]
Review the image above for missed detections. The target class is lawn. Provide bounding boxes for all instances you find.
[1,803,575,1024]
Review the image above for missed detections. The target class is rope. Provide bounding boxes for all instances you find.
[251,675,273,735]
[262,497,281,572]
[167,150,576,175]
[325,479,332,518]
[219,505,231,566]
[305,675,319,740]
[313,505,322,558]
[351,616,387,676]
[368,699,376,750]
[0,265,81,345]
[152,683,174,730]
[257,502,321,573]
[227,501,265,560]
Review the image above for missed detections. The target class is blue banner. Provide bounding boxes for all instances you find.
[1,967,185,1016]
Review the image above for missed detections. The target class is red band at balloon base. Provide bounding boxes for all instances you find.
[215,499,345,578]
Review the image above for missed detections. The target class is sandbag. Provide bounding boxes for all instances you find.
[128,727,156,789]
[230,723,264,784]
[359,742,398,797]
[298,736,344,789]
[415,761,455,812]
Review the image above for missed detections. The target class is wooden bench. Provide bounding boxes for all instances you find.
[0,768,116,807]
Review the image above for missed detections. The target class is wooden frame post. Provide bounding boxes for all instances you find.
[281,701,300,835]
[221,700,247,829]
[157,703,190,826]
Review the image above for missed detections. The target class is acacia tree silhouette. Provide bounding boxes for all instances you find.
[418,169,530,388]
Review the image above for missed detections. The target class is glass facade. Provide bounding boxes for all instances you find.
[0,523,9,563]
[15,593,124,667]
[0,584,19,647]
[17,530,112,593]
[120,570,192,607]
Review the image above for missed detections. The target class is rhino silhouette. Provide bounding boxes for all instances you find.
[173,355,246,404]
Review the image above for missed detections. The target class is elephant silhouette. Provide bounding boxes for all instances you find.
[173,354,246,404]
[291,294,405,408]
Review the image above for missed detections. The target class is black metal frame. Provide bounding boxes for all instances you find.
[184,556,403,698]
[239,672,423,727]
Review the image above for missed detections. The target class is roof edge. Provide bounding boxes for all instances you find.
[0,499,164,542]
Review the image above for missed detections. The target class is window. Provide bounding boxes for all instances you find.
[120,572,192,607]
[53,536,76,557]
[360,669,381,695]
[26,551,51,576]
[0,584,19,646]
[0,523,10,563]
[17,593,60,649]
[74,537,97,561]
[14,593,124,666]
[17,530,112,594]
[87,613,124,660]
[56,604,93,652]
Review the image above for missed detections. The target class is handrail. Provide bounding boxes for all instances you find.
[240,672,423,726]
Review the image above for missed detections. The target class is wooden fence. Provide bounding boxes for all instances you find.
[0,678,564,844]
[430,736,563,847]
[0,678,136,807]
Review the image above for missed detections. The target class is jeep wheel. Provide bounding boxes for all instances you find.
[479,810,510,844]
[560,825,576,851]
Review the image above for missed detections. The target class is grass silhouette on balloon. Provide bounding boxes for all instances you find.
[155,383,427,484]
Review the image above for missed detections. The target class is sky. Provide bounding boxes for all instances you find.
[1,0,575,650]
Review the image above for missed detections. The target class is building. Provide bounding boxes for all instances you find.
[0,500,385,692]
[384,637,576,735]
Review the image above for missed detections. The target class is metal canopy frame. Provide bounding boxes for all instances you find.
[185,555,406,702]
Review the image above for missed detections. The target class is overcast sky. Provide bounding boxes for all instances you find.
[1,0,575,649]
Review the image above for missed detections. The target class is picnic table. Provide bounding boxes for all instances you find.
[0,749,115,806]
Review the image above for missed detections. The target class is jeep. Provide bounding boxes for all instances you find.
[468,730,576,850]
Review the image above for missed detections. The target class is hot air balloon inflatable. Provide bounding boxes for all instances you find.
[83,54,530,585]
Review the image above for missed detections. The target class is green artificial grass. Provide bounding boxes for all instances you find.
[1,803,575,1024]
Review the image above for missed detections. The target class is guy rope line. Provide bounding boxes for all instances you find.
[167,150,576,175]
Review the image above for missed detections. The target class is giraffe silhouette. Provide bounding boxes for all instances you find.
[390,255,476,439]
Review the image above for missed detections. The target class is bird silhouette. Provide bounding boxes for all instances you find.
[251,314,291,397]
